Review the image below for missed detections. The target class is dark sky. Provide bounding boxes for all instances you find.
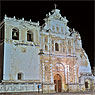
[0,1,94,69]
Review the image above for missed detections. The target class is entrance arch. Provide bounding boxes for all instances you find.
[54,74,62,92]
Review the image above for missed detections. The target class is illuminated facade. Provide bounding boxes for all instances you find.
[39,8,92,92]
[0,8,94,93]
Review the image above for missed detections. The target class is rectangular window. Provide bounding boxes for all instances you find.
[18,73,21,80]
[27,31,33,42]
[27,33,32,41]
[18,73,23,80]
[12,28,19,40]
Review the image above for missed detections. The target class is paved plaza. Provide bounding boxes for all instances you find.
[0,91,95,95]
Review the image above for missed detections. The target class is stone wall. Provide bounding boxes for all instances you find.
[0,83,41,93]
[68,83,95,92]
[43,84,55,93]
[3,16,40,81]
[0,83,95,93]
[68,84,80,92]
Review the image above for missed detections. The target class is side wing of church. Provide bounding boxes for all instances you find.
[0,8,94,93]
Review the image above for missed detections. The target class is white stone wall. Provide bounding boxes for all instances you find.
[0,83,41,93]
[3,17,40,81]
[3,42,40,80]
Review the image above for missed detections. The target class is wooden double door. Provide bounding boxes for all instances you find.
[54,74,62,92]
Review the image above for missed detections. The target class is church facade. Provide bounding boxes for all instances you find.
[0,8,94,93]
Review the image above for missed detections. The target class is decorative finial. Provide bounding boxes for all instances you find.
[4,14,7,19]
[22,18,24,20]
[13,16,16,19]
[73,28,75,31]
[5,14,7,17]
[54,4,57,9]
[49,12,51,16]
[64,16,66,19]
[30,19,31,22]
[37,21,39,25]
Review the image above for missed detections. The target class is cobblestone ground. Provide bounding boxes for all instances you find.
[0,91,95,95]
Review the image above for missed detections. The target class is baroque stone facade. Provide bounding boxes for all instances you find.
[0,8,94,93]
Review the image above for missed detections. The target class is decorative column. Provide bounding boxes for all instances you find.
[50,64,53,83]
[54,40,55,51]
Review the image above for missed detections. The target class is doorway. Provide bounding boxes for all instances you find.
[54,74,62,92]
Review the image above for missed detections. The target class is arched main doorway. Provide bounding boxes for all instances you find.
[54,74,62,92]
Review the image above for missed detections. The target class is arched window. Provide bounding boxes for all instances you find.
[12,27,19,40]
[85,81,88,88]
[27,30,33,42]
[45,45,48,51]
[18,73,23,80]
[55,43,59,51]
[61,27,63,32]
[56,27,59,32]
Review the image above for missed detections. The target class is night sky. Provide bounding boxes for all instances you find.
[0,1,94,69]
